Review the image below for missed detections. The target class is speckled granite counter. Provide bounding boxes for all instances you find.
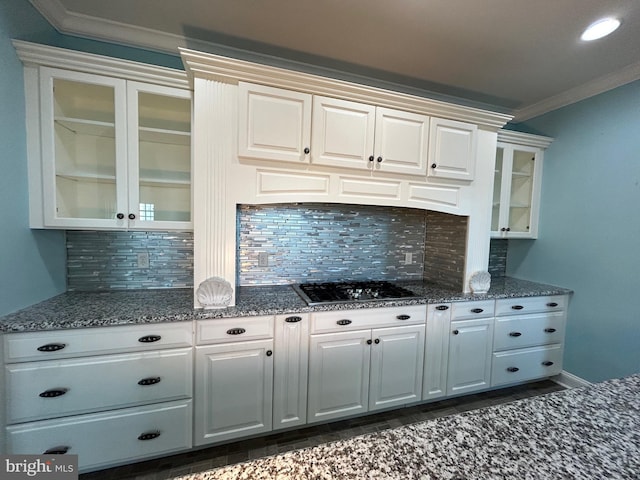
[0,277,572,333]
[174,374,640,480]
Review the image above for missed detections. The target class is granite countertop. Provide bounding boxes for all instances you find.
[174,374,640,480]
[0,277,572,333]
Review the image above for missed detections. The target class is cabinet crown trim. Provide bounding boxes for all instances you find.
[13,40,189,90]
[497,130,553,148]
[179,47,512,130]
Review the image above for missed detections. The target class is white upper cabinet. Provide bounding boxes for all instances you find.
[492,131,552,239]
[36,66,192,230]
[427,118,477,182]
[238,82,312,163]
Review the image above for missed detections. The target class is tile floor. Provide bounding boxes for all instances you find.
[80,380,565,480]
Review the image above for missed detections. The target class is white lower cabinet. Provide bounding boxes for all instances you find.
[307,306,426,423]
[422,304,451,400]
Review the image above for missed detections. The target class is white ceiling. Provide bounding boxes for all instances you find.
[30,0,640,121]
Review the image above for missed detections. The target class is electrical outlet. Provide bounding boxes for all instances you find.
[258,252,269,267]
[404,252,413,265]
[137,252,150,269]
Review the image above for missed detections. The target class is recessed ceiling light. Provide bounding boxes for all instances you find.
[581,17,621,41]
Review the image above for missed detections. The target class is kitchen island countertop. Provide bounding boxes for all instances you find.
[0,277,572,333]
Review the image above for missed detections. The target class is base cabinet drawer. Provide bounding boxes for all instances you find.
[6,348,192,423]
[491,344,563,387]
[6,400,192,472]
[493,312,565,351]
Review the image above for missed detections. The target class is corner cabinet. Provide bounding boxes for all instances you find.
[16,42,192,231]
[492,131,553,238]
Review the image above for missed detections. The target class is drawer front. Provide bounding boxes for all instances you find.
[6,348,192,424]
[450,300,495,320]
[196,315,274,344]
[491,344,563,387]
[6,399,192,472]
[495,295,566,317]
[310,305,426,334]
[493,312,565,351]
[4,322,193,363]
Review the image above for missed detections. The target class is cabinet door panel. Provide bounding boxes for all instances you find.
[194,340,273,445]
[374,108,429,175]
[307,330,370,423]
[447,318,493,396]
[428,118,477,181]
[369,325,425,411]
[311,96,375,169]
[238,82,311,163]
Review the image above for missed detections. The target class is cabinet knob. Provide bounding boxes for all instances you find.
[509,332,522,337]
[369,155,375,162]
[39,388,68,398]
[376,156,383,163]
[506,227,511,231]
[501,227,506,232]
[266,350,273,356]
[507,367,520,372]
[128,213,136,220]
[137,431,161,441]
[544,328,557,333]
[366,339,372,345]
[374,338,380,344]
[452,329,459,335]
[431,163,437,168]
[37,343,66,352]
[304,147,310,154]
[116,213,125,220]
[43,446,70,455]
[138,377,161,386]
[542,361,554,366]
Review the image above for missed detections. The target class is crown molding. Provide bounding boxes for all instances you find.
[180,47,512,130]
[514,61,640,122]
[13,40,189,89]
[497,130,553,148]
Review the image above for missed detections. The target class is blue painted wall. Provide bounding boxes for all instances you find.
[508,81,640,382]
[0,1,182,316]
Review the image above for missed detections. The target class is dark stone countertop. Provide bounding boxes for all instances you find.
[0,277,572,333]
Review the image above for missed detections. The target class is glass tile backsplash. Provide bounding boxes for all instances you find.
[66,231,193,291]
[237,203,427,285]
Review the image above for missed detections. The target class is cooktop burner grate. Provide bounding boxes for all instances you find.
[293,280,416,306]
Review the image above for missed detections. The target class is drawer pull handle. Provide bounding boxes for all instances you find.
[37,343,66,352]
[138,377,161,386]
[511,305,524,310]
[285,316,302,323]
[43,446,70,455]
[471,308,484,314]
[452,329,459,335]
[39,388,68,398]
[337,319,352,326]
[266,350,273,356]
[138,335,161,343]
[542,361,554,367]
[546,302,559,308]
[544,328,557,333]
[509,332,522,337]
[507,367,520,373]
[226,328,246,335]
[396,314,411,320]
[138,431,161,441]
[435,305,449,311]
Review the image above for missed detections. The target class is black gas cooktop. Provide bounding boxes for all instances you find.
[292,280,417,306]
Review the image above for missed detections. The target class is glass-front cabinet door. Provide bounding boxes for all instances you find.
[127,82,192,230]
[491,143,542,238]
[40,67,128,228]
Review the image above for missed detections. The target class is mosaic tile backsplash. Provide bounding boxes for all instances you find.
[66,231,193,291]
[237,203,428,285]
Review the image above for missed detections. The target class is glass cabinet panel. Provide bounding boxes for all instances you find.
[508,149,535,234]
[492,148,504,232]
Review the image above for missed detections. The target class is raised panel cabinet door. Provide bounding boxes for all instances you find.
[423,304,451,400]
[373,107,429,175]
[39,66,128,229]
[126,81,192,231]
[447,317,494,396]
[369,324,425,411]
[307,330,371,423]
[427,117,477,182]
[273,313,309,430]
[194,340,273,446]
[311,96,375,169]
[238,82,311,163]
